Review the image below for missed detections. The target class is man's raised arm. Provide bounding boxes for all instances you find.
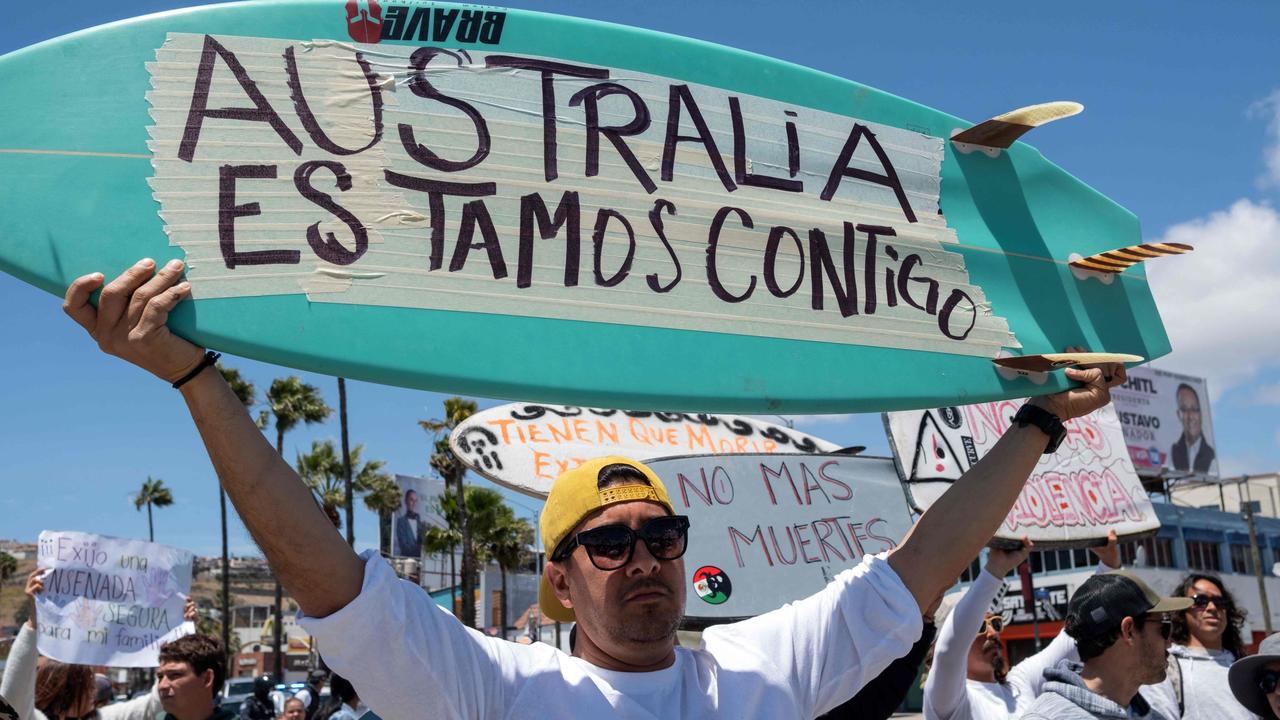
[62,259,363,617]
[887,355,1125,611]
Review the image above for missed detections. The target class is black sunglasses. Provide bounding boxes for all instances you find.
[1190,593,1231,611]
[1260,669,1280,695]
[555,515,690,570]
[1146,614,1173,640]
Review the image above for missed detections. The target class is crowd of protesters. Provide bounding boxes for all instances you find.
[0,260,1277,719]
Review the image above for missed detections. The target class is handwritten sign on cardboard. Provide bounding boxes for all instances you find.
[35,531,193,667]
[450,404,840,498]
[645,453,914,621]
[884,401,1159,547]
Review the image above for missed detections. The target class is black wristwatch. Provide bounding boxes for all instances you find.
[1013,403,1067,454]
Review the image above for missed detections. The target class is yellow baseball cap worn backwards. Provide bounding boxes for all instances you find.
[537,456,675,623]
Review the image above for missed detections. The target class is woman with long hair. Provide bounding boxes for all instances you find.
[1144,572,1253,719]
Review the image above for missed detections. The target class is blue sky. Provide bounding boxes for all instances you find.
[2,1,1278,557]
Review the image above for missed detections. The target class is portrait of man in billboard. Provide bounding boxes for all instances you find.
[394,488,425,558]
[1171,382,1215,473]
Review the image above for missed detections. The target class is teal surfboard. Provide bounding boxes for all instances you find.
[0,1,1170,412]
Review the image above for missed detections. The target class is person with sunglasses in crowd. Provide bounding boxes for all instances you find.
[1227,632,1280,720]
[924,532,1121,720]
[1142,573,1254,719]
[57,259,1125,718]
[1022,570,1191,720]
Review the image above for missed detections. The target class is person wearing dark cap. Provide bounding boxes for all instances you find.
[1227,632,1280,720]
[239,676,277,720]
[293,670,327,720]
[1021,570,1192,720]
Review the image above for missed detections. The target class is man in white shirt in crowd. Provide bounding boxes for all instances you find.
[925,533,1120,720]
[57,260,1126,719]
[1021,571,1190,720]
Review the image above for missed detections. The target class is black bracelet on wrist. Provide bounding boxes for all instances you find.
[1013,403,1067,455]
[172,351,221,389]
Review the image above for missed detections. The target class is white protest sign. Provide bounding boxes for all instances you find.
[35,531,193,667]
[450,404,840,498]
[145,34,1015,358]
[646,453,914,620]
[884,401,1159,547]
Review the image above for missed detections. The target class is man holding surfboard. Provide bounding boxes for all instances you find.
[59,258,1125,719]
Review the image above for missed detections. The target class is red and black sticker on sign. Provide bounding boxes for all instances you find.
[345,1,506,44]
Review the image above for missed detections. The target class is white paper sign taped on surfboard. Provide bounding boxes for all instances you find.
[34,531,194,668]
[644,453,914,620]
[449,404,840,498]
[146,33,1017,357]
[883,401,1160,547]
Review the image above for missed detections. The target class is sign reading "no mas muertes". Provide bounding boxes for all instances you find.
[646,453,914,621]
[35,531,193,667]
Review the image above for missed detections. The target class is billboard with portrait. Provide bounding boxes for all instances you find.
[1111,367,1219,478]
[391,474,447,559]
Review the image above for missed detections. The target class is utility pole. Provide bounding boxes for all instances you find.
[1241,480,1274,633]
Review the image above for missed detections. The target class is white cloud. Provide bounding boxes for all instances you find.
[1146,199,1280,398]
[1249,89,1280,187]
[1248,383,1280,406]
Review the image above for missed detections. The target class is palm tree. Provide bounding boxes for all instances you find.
[296,440,345,529]
[133,477,174,542]
[423,485,520,629]
[484,508,534,637]
[420,398,478,626]
[353,450,396,554]
[338,378,355,547]
[266,376,332,680]
[0,550,17,612]
[217,363,259,663]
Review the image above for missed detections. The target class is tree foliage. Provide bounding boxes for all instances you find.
[298,440,392,532]
[133,476,174,542]
[266,377,332,453]
[419,397,480,625]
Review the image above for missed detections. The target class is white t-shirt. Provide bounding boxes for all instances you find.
[1142,645,1257,720]
[924,565,1102,720]
[299,550,922,720]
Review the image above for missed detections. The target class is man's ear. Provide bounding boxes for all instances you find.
[1119,616,1138,645]
[202,667,215,692]
[546,561,574,611]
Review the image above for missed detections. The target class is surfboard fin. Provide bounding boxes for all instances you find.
[992,352,1143,374]
[1069,242,1194,274]
[952,101,1083,148]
